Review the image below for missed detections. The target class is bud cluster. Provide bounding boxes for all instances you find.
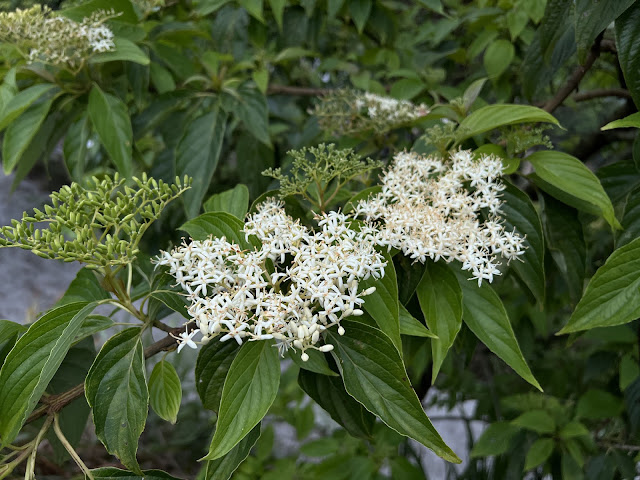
[312,89,430,135]
[355,150,526,286]
[0,5,117,70]
[155,200,386,358]
[0,174,191,270]
[262,143,382,208]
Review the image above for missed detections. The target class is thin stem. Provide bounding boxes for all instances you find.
[53,414,94,480]
[24,415,53,480]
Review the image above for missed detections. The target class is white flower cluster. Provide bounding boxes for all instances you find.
[355,92,429,124]
[156,200,386,358]
[355,150,525,286]
[0,6,116,70]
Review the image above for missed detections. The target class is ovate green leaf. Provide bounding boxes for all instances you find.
[195,337,240,412]
[574,0,635,62]
[484,39,515,77]
[416,261,462,382]
[455,272,541,391]
[558,237,640,334]
[205,424,261,480]
[470,421,520,457]
[203,184,250,219]
[524,438,554,471]
[527,150,620,229]
[90,38,150,65]
[179,211,257,250]
[0,83,57,132]
[202,340,280,460]
[2,97,54,174]
[512,410,556,434]
[0,302,95,447]
[501,181,545,304]
[602,112,640,130]
[327,321,461,463]
[359,250,401,353]
[399,304,437,338]
[88,85,133,178]
[617,0,640,106]
[86,328,148,474]
[175,108,227,218]
[149,360,182,424]
[457,105,560,141]
[298,368,375,440]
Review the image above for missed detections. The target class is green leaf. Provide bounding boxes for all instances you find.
[512,410,556,434]
[416,261,462,383]
[617,187,640,248]
[91,467,184,479]
[616,2,640,108]
[85,328,148,474]
[195,337,240,413]
[327,0,345,18]
[343,186,382,214]
[239,0,264,21]
[150,64,176,94]
[576,389,623,420]
[273,47,314,63]
[88,85,133,178]
[175,108,228,218]
[620,353,640,391]
[222,86,270,146]
[561,453,583,480]
[298,368,375,440]
[349,0,372,33]
[575,0,635,62]
[268,0,286,29]
[524,438,554,471]
[501,181,545,304]
[602,112,640,130]
[63,113,91,180]
[484,39,515,77]
[0,320,25,368]
[527,150,620,230]
[74,316,114,343]
[289,348,339,376]
[202,340,280,460]
[179,212,257,250]
[60,0,138,23]
[558,237,640,334]
[252,68,269,94]
[2,97,54,174]
[326,320,461,463]
[455,272,541,391]
[470,421,520,457]
[149,360,182,424]
[359,250,402,353]
[542,195,586,304]
[0,83,57,132]
[205,424,261,480]
[203,184,250,219]
[90,38,150,65]
[0,302,95,447]
[149,290,189,319]
[559,421,590,439]
[457,104,560,141]
[56,268,111,306]
[399,304,437,339]
[390,79,425,100]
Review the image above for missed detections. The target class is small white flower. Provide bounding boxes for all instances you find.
[176,328,199,353]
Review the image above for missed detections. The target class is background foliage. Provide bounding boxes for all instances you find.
[1,0,640,479]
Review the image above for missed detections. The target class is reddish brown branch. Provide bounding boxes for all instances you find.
[573,88,632,102]
[543,43,601,113]
[266,84,331,96]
